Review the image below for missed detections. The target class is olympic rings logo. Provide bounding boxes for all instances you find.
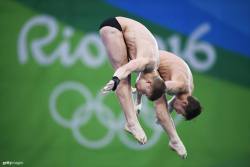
[49,81,183,150]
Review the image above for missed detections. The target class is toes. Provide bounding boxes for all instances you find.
[139,136,147,145]
[169,142,187,159]
[123,123,147,145]
[181,153,187,159]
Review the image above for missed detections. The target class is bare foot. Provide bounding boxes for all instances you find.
[169,140,187,159]
[124,123,147,144]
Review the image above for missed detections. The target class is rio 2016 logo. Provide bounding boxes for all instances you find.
[18,15,216,72]
[17,15,216,150]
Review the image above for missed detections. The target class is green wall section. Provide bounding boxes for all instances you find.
[16,0,250,87]
[0,0,250,167]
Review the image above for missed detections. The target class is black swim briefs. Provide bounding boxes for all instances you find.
[99,17,122,31]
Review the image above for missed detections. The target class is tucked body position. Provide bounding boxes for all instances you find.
[135,50,202,158]
[99,17,166,144]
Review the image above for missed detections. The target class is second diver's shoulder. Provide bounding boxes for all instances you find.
[159,50,189,67]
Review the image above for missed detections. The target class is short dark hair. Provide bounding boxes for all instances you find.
[184,96,202,120]
[148,77,166,101]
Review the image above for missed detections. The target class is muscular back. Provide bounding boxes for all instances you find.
[158,50,194,93]
[116,17,159,71]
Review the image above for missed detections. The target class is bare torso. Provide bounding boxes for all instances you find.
[116,17,159,70]
[158,50,194,93]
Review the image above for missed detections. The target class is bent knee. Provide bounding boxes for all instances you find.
[100,26,122,37]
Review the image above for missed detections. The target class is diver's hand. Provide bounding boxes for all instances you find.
[135,103,142,115]
[131,87,142,115]
[101,76,120,95]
